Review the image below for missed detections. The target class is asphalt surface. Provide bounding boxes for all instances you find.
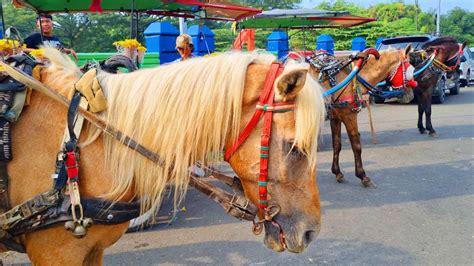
[2,86,473,265]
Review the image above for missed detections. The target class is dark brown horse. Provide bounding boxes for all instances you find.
[308,46,416,186]
[409,37,467,137]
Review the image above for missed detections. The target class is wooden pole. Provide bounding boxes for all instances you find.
[365,96,377,144]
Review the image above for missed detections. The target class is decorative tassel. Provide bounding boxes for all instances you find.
[89,0,103,12]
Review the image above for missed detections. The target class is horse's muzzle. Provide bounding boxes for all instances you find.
[263,217,320,253]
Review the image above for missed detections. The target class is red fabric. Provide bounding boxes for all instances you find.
[390,61,411,89]
[65,151,79,181]
[407,79,418,88]
[89,0,103,12]
[337,94,354,103]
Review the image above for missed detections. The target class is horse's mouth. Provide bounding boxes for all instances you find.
[262,220,319,253]
[263,221,287,252]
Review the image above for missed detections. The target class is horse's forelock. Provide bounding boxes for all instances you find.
[294,72,325,170]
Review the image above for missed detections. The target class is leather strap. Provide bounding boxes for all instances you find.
[224,62,283,161]
[189,175,257,221]
[224,62,290,210]
[0,161,10,213]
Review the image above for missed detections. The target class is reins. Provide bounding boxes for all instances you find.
[0,62,165,165]
[432,43,463,72]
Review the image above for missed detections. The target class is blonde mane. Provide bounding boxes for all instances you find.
[39,48,325,214]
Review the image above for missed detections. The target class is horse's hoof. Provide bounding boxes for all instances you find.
[361,177,375,188]
[335,174,346,183]
[429,132,438,137]
[419,129,426,134]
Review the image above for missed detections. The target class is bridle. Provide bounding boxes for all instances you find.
[429,43,463,72]
[224,62,295,249]
[385,50,417,90]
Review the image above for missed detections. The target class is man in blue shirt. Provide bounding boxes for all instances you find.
[24,13,77,60]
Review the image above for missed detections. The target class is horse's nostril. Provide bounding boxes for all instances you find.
[303,230,316,246]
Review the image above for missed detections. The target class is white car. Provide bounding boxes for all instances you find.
[460,47,474,86]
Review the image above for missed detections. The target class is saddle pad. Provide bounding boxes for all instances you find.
[74,68,107,113]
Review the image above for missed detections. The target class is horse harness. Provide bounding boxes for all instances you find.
[428,43,463,72]
[355,50,417,100]
[224,62,296,248]
[412,44,463,83]
[0,63,141,252]
[305,51,366,112]
[0,56,288,252]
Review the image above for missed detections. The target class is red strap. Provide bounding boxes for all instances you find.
[224,62,283,161]
[65,151,79,182]
[258,88,276,209]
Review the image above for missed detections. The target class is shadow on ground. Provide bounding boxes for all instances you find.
[103,239,413,265]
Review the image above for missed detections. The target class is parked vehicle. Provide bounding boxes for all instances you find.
[459,47,474,87]
[376,35,461,104]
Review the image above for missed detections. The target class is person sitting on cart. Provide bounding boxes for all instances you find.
[174,34,194,62]
[23,13,78,60]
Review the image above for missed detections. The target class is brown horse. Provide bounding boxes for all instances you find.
[308,46,415,186]
[2,47,325,263]
[409,37,467,136]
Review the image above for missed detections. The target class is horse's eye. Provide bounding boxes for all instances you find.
[285,140,304,158]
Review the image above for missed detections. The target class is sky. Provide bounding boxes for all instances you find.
[298,0,474,14]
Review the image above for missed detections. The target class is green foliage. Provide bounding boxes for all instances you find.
[440,8,474,45]
[316,0,365,16]
[3,3,36,36]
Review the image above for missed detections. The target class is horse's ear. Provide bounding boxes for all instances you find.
[404,43,413,56]
[275,67,308,100]
[461,41,468,50]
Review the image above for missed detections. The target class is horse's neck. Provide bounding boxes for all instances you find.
[358,55,398,92]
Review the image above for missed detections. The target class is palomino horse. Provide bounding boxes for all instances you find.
[307,46,415,186]
[3,47,325,263]
[409,37,467,136]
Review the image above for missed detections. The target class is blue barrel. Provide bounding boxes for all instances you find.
[375,37,385,50]
[188,25,215,56]
[144,22,179,64]
[267,30,289,60]
[316,34,334,55]
[352,37,366,51]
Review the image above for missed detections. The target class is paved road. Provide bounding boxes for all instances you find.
[3,86,473,265]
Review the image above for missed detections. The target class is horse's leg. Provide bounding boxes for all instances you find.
[415,89,426,134]
[84,248,105,265]
[341,111,372,187]
[330,111,345,183]
[424,94,437,137]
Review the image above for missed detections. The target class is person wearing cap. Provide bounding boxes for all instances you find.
[24,13,78,60]
[174,34,194,62]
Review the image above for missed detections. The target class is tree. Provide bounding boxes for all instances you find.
[237,0,303,9]
[441,8,474,44]
[2,2,36,39]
